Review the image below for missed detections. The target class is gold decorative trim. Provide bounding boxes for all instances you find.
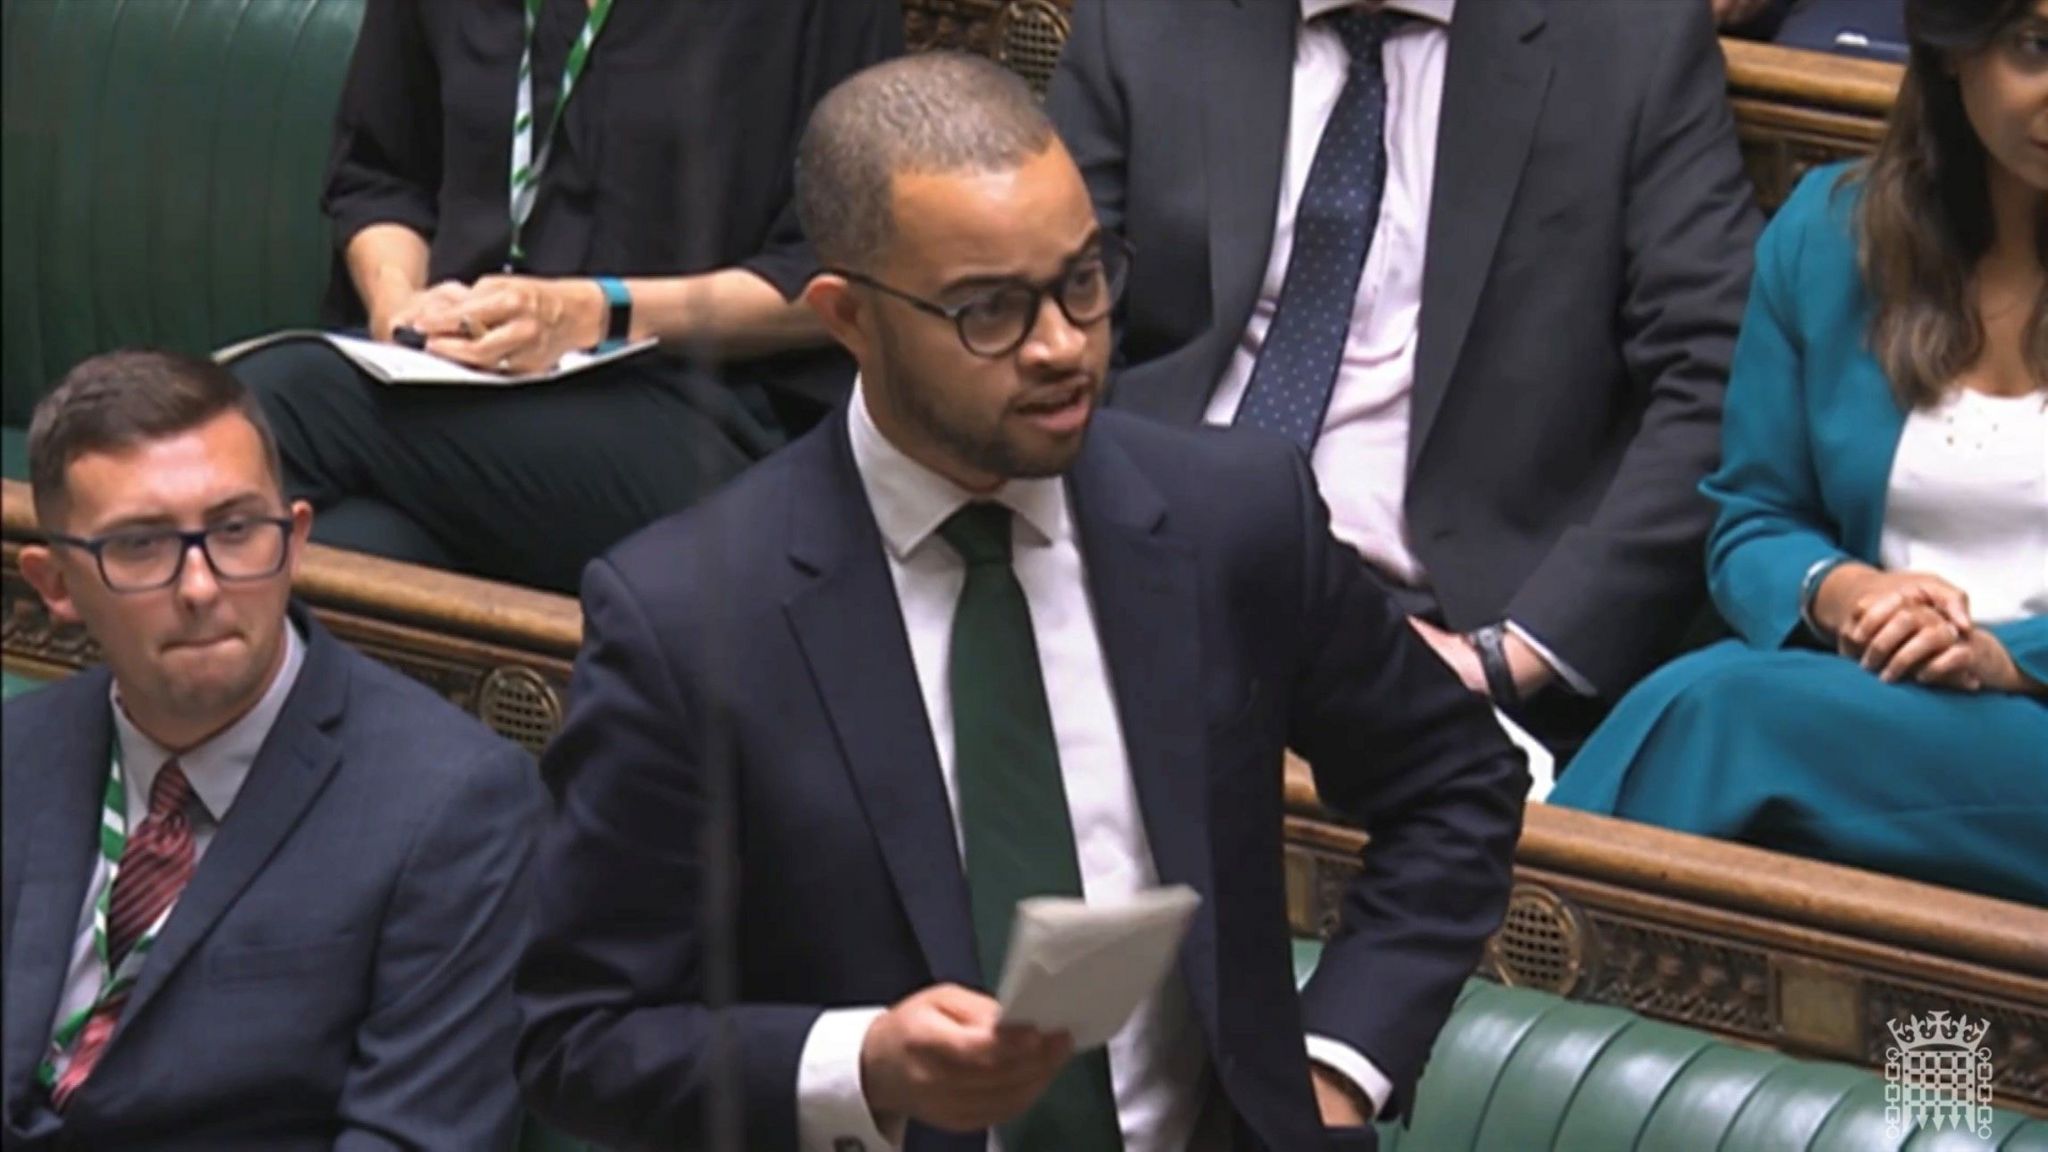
[1487,884,1589,997]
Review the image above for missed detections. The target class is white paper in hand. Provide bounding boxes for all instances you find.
[994,886,1201,1051]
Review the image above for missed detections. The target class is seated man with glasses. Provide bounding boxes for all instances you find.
[2,350,544,1150]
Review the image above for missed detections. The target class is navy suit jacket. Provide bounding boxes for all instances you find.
[517,411,1526,1152]
[1,611,544,1151]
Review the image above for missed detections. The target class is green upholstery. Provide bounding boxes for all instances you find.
[1,0,365,424]
[2,669,41,700]
[2,424,24,482]
[1284,942,2048,1151]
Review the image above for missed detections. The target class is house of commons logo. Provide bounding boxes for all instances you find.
[1885,1010,1995,1140]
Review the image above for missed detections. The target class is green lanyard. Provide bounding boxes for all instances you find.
[36,740,168,1089]
[507,0,615,266]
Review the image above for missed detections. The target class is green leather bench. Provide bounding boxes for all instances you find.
[1284,942,2048,1151]
[1,0,363,436]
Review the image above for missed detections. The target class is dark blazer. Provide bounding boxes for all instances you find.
[1047,0,1762,693]
[515,410,1528,1152]
[1,611,544,1151]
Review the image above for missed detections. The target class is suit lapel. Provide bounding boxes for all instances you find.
[783,425,984,989]
[1195,0,1298,427]
[115,617,346,1028]
[2,674,114,1108]
[1068,428,1222,1041]
[1410,0,1552,470]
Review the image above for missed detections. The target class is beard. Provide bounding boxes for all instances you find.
[875,325,1093,483]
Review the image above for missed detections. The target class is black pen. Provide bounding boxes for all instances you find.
[391,325,428,350]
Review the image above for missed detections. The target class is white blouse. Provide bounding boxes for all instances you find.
[1879,388,2048,626]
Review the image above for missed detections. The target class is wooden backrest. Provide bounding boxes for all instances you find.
[1721,38,1899,211]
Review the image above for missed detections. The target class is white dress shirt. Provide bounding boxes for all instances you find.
[1205,0,1451,587]
[1202,0,1592,695]
[1880,389,2048,625]
[794,387,1391,1151]
[44,623,307,1078]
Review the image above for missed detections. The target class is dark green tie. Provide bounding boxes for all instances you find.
[941,503,1124,1152]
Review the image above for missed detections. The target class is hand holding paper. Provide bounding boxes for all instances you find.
[995,886,1202,1050]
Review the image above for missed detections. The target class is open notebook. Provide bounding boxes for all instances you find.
[215,330,658,387]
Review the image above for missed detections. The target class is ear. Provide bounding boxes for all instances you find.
[284,499,315,582]
[801,274,873,364]
[18,544,84,625]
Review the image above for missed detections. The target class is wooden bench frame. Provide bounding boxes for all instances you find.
[7,476,2040,1115]
[1287,758,2047,1117]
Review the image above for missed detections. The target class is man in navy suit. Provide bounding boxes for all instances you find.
[2,350,543,1150]
[517,53,1526,1152]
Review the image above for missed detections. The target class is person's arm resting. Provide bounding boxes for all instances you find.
[331,742,544,1151]
[1286,453,1529,1121]
[515,560,827,1152]
[325,0,443,334]
[1504,5,1762,692]
[1699,174,1853,651]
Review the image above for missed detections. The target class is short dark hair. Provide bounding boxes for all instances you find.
[27,348,284,527]
[796,51,1058,269]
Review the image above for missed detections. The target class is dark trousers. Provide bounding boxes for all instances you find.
[234,342,782,591]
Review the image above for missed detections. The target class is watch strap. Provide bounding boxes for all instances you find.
[1469,625,1520,708]
[594,276,632,345]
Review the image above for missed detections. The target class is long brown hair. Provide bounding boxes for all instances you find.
[1854,0,2047,409]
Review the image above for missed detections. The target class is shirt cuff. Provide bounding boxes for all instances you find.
[797,1007,899,1152]
[1506,620,1598,697]
[1304,1034,1394,1120]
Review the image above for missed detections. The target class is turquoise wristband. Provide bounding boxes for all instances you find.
[593,276,631,348]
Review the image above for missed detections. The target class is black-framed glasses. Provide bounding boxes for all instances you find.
[829,235,1132,358]
[47,517,295,593]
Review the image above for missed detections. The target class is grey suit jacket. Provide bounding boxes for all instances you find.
[1,610,544,1151]
[1048,0,1762,693]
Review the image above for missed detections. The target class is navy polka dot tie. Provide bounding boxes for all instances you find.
[1236,8,1402,451]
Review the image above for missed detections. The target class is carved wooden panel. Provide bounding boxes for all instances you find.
[902,0,1009,58]
[1865,980,2048,1113]
[1584,913,1778,1041]
[1283,831,2048,1117]
[2,567,99,678]
[901,0,1074,96]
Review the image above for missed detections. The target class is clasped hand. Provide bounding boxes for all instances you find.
[377,275,604,375]
[1828,569,2021,693]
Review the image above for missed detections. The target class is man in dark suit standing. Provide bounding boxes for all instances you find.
[517,52,1525,1152]
[1048,0,1762,752]
[2,351,543,1150]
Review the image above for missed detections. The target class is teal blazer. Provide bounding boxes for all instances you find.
[1706,163,2048,680]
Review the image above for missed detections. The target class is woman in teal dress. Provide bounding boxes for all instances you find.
[1551,0,2048,907]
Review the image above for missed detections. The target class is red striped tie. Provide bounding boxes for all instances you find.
[51,760,196,1109]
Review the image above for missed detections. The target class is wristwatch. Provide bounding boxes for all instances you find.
[594,276,633,347]
[1467,624,1520,708]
